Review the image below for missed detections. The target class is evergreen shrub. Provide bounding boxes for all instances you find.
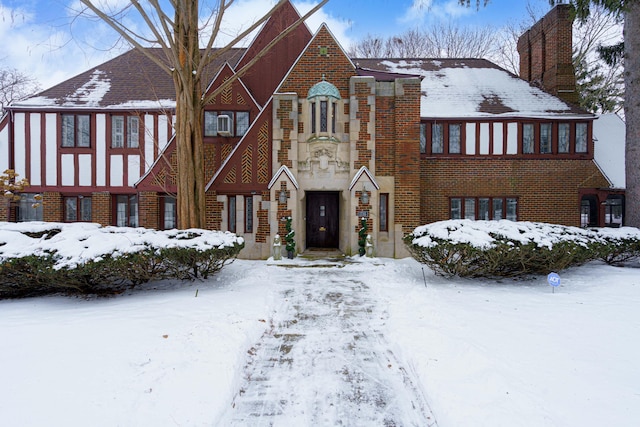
[0,222,244,299]
[404,220,640,278]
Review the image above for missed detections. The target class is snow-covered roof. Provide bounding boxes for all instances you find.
[355,58,592,119]
[9,48,245,110]
[593,113,625,189]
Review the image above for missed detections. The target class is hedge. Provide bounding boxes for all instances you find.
[0,222,244,299]
[404,220,640,278]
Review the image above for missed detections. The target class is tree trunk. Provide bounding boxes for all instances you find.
[624,2,640,227]
[173,0,206,229]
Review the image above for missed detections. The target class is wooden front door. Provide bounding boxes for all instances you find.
[306,192,339,249]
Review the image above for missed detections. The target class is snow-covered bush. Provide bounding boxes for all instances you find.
[404,220,640,278]
[0,222,244,298]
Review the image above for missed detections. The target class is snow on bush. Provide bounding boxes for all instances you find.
[0,222,245,298]
[405,220,640,278]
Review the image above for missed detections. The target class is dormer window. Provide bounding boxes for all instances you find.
[307,78,341,138]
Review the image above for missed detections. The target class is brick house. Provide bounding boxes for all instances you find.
[0,3,620,258]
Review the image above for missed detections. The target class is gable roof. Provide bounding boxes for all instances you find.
[11,48,245,110]
[354,58,592,119]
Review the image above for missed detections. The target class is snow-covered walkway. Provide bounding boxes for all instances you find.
[217,262,437,426]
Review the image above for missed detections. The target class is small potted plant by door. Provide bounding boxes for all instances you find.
[285,216,296,259]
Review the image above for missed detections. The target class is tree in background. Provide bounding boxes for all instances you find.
[0,65,40,115]
[349,23,497,59]
[78,0,327,229]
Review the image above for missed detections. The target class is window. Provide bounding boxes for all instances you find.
[522,124,534,154]
[432,123,443,153]
[320,100,328,132]
[228,196,236,233]
[115,195,138,227]
[540,123,552,153]
[492,198,503,220]
[311,102,317,133]
[576,122,588,153]
[604,195,624,227]
[379,193,389,232]
[478,198,490,220]
[161,196,176,230]
[450,197,518,221]
[17,193,43,222]
[558,123,570,153]
[450,198,462,219]
[204,111,250,137]
[245,195,253,233]
[420,123,427,154]
[62,114,90,147]
[332,102,337,133]
[64,196,91,222]
[449,124,461,154]
[112,115,139,148]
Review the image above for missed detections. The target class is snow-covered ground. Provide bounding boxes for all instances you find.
[2,254,639,426]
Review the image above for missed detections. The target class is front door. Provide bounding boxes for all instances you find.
[306,192,339,249]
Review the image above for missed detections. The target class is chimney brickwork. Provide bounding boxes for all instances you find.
[517,4,578,105]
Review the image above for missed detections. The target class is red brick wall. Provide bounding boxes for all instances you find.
[517,4,577,104]
[92,192,111,225]
[393,79,422,233]
[420,158,610,226]
[276,98,294,168]
[138,191,159,229]
[375,93,395,176]
[353,80,373,170]
[43,192,63,222]
[256,190,270,243]
[278,26,356,98]
[205,192,222,230]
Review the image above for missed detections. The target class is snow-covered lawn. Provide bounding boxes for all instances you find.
[1,255,639,426]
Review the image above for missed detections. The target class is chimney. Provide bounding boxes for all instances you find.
[517,4,578,104]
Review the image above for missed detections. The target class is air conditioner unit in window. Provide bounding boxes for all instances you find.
[217,115,232,136]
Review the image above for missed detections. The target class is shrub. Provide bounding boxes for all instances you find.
[405,220,640,278]
[0,222,244,299]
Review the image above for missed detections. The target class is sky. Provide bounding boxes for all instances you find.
[0,0,554,90]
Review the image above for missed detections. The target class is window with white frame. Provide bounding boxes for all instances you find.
[204,111,250,137]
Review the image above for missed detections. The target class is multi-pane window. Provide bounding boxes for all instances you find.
[112,115,139,148]
[62,114,90,147]
[540,123,552,153]
[449,124,461,154]
[162,196,176,230]
[228,196,237,233]
[558,123,570,153]
[17,193,43,222]
[245,195,253,233]
[576,122,588,153]
[204,111,250,137]
[115,195,138,227]
[379,193,389,232]
[64,196,91,222]
[450,197,518,221]
[431,123,444,153]
[522,124,534,154]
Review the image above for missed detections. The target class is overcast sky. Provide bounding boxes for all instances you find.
[0,0,553,91]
